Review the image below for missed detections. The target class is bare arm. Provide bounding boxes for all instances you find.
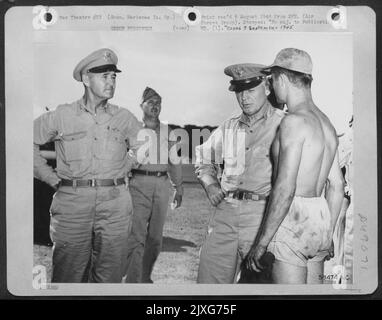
[246,115,305,270]
[168,157,184,195]
[325,150,345,235]
[168,137,184,208]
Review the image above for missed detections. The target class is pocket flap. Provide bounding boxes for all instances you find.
[60,131,87,141]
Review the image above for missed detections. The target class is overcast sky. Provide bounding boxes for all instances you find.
[33,31,353,134]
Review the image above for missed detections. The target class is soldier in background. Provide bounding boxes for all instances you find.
[325,116,354,283]
[125,87,183,283]
[340,116,354,283]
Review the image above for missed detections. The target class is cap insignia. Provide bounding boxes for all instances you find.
[103,51,112,61]
[235,67,244,77]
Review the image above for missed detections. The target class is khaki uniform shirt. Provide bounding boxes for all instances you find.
[338,126,353,196]
[136,122,183,195]
[195,102,284,195]
[34,98,142,186]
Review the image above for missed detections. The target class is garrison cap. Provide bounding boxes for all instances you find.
[262,48,313,75]
[142,87,161,102]
[73,48,121,82]
[224,63,267,92]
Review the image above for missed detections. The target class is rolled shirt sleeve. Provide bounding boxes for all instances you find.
[195,126,223,187]
[123,112,145,172]
[33,111,61,187]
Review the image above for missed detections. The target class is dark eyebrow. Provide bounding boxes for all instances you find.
[103,72,117,77]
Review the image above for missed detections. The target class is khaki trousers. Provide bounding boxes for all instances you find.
[197,198,266,283]
[50,184,132,283]
[125,175,170,282]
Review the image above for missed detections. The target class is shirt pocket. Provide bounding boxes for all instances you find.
[223,143,246,176]
[101,127,127,161]
[252,144,270,159]
[61,131,87,161]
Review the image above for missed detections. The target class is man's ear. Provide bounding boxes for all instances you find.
[264,79,271,96]
[279,73,288,88]
[82,73,90,87]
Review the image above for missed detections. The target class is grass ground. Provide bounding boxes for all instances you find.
[33,182,344,285]
[33,183,212,283]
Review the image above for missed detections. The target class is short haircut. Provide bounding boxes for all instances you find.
[271,66,313,88]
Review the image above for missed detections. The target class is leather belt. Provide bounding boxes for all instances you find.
[131,169,168,177]
[60,177,125,187]
[228,190,268,201]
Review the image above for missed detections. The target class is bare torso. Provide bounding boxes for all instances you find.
[272,104,338,197]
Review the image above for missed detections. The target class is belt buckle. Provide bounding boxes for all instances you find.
[251,194,259,201]
[91,178,96,187]
[157,172,161,177]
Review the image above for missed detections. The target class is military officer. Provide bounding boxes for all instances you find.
[34,48,142,283]
[195,63,284,283]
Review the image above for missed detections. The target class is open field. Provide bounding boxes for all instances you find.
[34,183,213,283]
[33,181,343,285]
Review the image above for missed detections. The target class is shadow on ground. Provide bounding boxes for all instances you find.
[162,236,196,252]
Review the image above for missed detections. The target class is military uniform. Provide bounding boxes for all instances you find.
[125,87,183,283]
[195,64,284,283]
[34,48,142,283]
[339,124,353,283]
[324,122,353,283]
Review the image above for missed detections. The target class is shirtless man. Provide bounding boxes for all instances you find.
[246,48,345,284]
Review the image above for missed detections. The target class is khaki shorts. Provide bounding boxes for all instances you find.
[268,196,331,267]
